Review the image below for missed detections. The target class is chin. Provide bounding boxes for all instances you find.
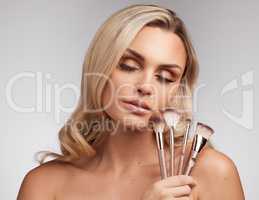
[104,105,151,132]
[119,113,150,132]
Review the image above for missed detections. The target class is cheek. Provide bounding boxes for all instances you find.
[110,71,138,98]
[101,81,121,122]
[101,70,137,114]
[155,83,179,108]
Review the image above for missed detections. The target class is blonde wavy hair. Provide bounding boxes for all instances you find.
[37,4,199,164]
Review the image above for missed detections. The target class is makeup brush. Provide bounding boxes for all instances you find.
[185,122,214,175]
[177,118,192,175]
[149,111,167,179]
[163,108,181,176]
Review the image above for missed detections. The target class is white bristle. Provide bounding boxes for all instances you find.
[149,112,165,134]
[195,122,214,139]
[163,108,181,128]
[155,122,165,133]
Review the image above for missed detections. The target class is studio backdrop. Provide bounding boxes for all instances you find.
[1,0,258,199]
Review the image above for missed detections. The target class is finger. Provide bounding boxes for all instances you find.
[164,185,192,197]
[163,196,189,200]
[175,197,190,200]
[162,175,197,187]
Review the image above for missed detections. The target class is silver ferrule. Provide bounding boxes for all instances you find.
[155,131,164,150]
[169,127,174,146]
[182,122,191,153]
[191,151,198,160]
[184,124,190,144]
[191,134,208,159]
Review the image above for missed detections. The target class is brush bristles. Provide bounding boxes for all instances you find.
[195,122,214,139]
[185,118,192,124]
[183,118,192,136]
[163,108,181,128]
[149,112,165,133]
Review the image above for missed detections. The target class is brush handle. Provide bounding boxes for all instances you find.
[154,131,167,179]
[185,158,195,175]
[169,128,174,176]
[158,149,167,179]
[178,154,185,175]
[178,122,191,175]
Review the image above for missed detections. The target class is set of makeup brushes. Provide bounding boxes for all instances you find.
[149,108,214,179]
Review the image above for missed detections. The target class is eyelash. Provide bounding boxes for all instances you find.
[156,75,175,84]
[119,63,138,72]
[119,63,176,84]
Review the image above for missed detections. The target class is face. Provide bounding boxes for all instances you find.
[102,26,187,131]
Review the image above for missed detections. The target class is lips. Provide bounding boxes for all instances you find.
[123,99,151,110]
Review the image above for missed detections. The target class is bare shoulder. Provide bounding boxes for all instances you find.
[193,146,245,199]
[17,159,73,200]
[195,146,238,176]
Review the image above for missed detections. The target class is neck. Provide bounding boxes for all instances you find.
[95,125,168,175]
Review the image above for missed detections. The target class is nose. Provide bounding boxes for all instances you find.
[137,84,153,96]
[136,71,154,96]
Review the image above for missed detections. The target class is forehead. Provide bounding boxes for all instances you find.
[127,26,187,71]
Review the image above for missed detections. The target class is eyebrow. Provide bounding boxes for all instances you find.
[125,48,183,71]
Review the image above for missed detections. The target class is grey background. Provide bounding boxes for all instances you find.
[1,0,258,199]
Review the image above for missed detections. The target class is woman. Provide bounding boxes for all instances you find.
[17,4,245,200]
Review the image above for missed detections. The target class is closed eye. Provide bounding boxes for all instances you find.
[118,63,139,72]
[119,64,178,83]
[156,75,175,83]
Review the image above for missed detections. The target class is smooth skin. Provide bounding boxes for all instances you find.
[17,27,245,200]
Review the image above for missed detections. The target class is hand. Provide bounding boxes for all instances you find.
[141,175,197,200]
